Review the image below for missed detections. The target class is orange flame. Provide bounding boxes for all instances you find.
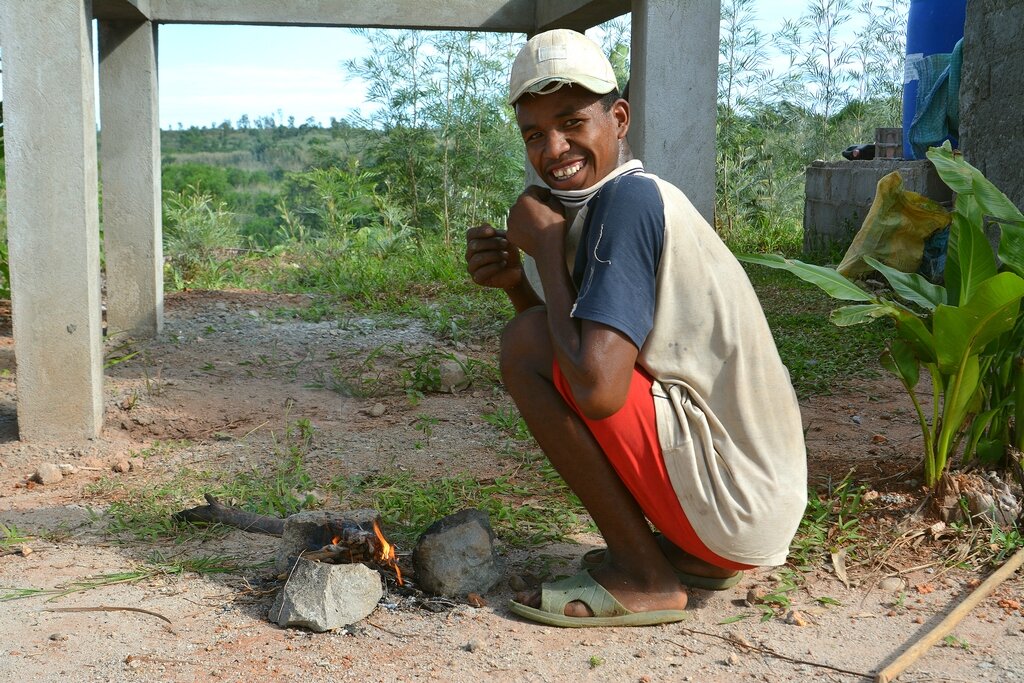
[372,520,403,585]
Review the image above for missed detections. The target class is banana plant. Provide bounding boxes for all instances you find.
[739,143,1024,489]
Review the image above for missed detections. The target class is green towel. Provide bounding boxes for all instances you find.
[908,38,963,159]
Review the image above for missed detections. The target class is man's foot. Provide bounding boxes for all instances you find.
[513,562,687,619]
[580,534,742,590]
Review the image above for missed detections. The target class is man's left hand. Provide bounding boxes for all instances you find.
[506,186,567,257]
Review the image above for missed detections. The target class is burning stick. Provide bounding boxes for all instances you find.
[875,547,1024,683]
[303,520,403,585]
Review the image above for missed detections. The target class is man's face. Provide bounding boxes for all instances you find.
[515,85,629,192]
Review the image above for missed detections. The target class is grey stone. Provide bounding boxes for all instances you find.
[32,463,64,485]
[879,576,904,592]
[269,559,382,632]
[274,509,381,572]
[412,509,502,597]
[438,358,469,393]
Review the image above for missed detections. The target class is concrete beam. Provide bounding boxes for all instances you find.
[629,0,719,223]
[94,0,150,21]
[148,0,536,32]
[99,21,164,338]
[535,0,630,32]
[0,0,105,441]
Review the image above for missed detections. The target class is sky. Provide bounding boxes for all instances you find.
[0,3,831,130]
[151,3,808,129]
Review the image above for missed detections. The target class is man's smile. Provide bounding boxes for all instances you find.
[550,159,585,182]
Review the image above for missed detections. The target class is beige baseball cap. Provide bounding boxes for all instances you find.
[508,29,618,105]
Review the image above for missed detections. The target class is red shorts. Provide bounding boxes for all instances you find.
[552,360,753,572]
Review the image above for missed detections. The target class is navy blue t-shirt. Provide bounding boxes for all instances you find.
[570,174,666,349]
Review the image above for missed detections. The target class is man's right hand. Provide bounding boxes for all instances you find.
[465,224,524,291]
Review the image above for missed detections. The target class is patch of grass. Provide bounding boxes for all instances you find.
[0,554,255,602]
[96,473,227,543]
[0,523,30,547]
[745,264,894,398]
[132,439,192,460]
[481,406,531,442]
[789,474,867,571]
[330,470,587,548]
[218,237,513,342]
[942,634,971,651]
[91,422,321,542]
[212,419,321,517]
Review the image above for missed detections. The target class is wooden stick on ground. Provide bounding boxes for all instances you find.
[875,547,1024,683]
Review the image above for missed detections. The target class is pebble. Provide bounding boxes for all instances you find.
[32,463,64,485]
[851,415,862,425]
[48,633,68,642]
[786,610,809,626]
[369,403,386,418]
[112,460,131,473]
[464,639,485,653]
[57,463,77,476]
[726,653,741,666]
[879,577,904,592]
[745,587,767,606]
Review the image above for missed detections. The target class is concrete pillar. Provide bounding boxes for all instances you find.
[629,0,720,223]
[99,20,164,337]
[0,0,105,440]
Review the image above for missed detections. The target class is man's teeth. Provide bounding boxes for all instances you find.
[552,161,583,180]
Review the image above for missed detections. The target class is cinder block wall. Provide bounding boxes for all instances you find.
[802,160,953,255]
[959,0,1024,212]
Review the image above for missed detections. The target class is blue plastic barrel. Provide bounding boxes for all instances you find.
[902,0,967,159]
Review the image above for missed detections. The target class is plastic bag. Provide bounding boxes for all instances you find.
[837,172,951,279]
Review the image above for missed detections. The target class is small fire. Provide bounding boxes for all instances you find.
[372,520,403,585]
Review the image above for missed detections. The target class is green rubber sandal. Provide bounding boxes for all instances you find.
[579,546,744,591]
[508,571,687,628]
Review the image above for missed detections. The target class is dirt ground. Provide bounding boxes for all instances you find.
[0,290,1022,683]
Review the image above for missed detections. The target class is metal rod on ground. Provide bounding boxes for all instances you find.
[874,546,1024,683]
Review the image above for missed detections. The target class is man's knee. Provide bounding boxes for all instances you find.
[500,307,551,388]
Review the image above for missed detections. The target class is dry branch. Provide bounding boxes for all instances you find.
[174,493,285,536]
[875,547,1024,683]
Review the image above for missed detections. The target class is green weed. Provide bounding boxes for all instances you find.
[789,474,866,570]
[331,471,586,548]
[0,523,30,547]
[481,406,531,441]
[0,554,254,602]
[213,419,320,517]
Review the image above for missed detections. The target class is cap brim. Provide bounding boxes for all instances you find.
[508,75,618,105]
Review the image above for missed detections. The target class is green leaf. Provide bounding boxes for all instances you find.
[998,219,1024,278]
[941,353,981,438]
[891,310,937,364]
[947,198,997,306]
[933,272,1024,374]
[927,142,973,194]
[863,257,946,310]
[737,254,874,302]
[880,339,920,389]
[830,303,893,326]
[972,172,1024,224]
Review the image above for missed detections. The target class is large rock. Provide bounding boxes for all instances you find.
[269,559,382,632]
[412,509,502,597]
[274,508,380,572]
[31,463,64,485]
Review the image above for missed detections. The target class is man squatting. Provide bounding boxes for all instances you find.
[464,29,807,627]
